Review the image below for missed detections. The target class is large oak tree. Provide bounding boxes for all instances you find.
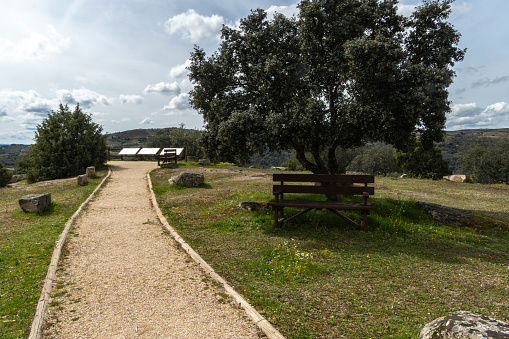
[189,0,465,174]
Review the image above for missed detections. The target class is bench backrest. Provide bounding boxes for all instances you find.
[272,174,375,196]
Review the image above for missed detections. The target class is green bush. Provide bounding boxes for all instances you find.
[394,139,451,180]
[17,103,107,183]
[461,137,509,184]
[0,163,13,187]
[346,144,400,175]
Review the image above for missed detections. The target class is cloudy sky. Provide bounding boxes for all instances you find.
[0,0,507,144]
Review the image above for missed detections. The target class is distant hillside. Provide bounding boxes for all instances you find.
[0,144,30,168]
[437,128,509,172]
[2,128,507,170]
[106,128,160,147]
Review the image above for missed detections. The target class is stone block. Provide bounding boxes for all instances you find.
[198,159,211,165]
[443,175,467,182]
[77,174,88,185]
[19,193,51,213]
[86,166,95,177]
[9,174,26,183]
[419,311,509,339]
[168,172,204,187]
[160,162,178,169]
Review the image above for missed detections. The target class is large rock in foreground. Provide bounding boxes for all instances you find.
[19,193,51,213]
[419,311,509,339]
[168,172,204,187]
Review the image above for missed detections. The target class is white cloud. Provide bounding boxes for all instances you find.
[163,93,189,111]
[472,76,509,88]
[144,82,181,96]
[0,89,52,116]
[112,117,131,125]
[397,4,417,17]
[165,10,223,43]
[0,25,70,62]
[139,118,154,125]
[56,88,112,109]
[266,3,299,18]
[119,94,143,104]
[168,60,191,79]
[447,102,509,130]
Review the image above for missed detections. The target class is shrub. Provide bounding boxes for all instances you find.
[461,137,509,184]
[394,139,451,180]
[346,144,400,175]
[0,162,13,187]
[17,103,107,183]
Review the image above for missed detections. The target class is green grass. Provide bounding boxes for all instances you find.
[0,171,106,338]
[151,166,509,338]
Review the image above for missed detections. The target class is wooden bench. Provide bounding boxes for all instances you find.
[157,149,177,166]
[267,174,375,229]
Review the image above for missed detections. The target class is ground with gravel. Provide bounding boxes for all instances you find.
[42,161,263,338]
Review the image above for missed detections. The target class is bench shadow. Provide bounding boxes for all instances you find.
[261,204,509,267]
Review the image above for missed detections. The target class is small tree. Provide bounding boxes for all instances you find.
[394,139,451,179]
[17,103,107,183]
[0,162,13,187]
[461,137,509,184]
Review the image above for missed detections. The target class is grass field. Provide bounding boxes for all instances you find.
[151,164,509,338]
[1,163,507,338]
[0,171,106,338]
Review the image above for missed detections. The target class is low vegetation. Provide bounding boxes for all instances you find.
[0,170,106,338]
[151,165,509,338]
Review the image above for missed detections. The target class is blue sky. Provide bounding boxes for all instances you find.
[0,0,507,144]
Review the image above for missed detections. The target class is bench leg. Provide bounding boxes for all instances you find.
[361,211,368,230]
[273,206,284,228]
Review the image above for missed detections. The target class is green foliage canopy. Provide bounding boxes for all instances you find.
[189,0,465,174]
[461,137,509,184]
[18,103,107,183]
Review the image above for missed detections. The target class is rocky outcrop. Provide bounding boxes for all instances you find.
[237,202,268,211]
[160,162,178,169]
[19,193,51,213]
[418,202,472,226]
[169,172,204,187]
[9,174,26,183]
[419,311,509,339]
[444,174,468,182]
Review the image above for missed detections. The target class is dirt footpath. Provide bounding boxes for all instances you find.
[43,161,262,338]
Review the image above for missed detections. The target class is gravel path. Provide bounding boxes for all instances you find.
[42,161,263,338]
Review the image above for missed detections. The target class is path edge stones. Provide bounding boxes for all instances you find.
[28,167,112,339]
[147,173,286,339]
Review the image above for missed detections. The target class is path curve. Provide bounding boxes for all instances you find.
[41,161,264,338]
